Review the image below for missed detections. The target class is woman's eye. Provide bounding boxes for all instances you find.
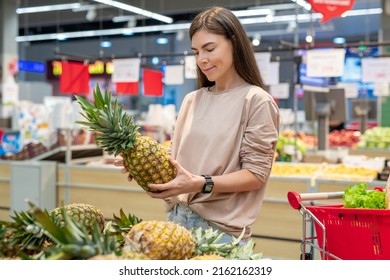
[206,48,214,52]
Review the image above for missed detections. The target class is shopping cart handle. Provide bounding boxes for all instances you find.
[288,191,302,210]
[287,191,345,210]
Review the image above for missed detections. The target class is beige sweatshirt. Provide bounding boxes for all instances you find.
[166,83,280,238]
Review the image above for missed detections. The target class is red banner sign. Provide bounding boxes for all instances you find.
[308,0,355,22]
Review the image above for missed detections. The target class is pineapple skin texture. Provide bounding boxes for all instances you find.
[123,135,177,192]
[123,220,195,260]
[51,203,105,233]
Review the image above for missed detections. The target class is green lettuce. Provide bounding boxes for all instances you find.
[342,182,385,209]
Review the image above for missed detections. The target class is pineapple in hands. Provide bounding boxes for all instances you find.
[75,84,176,192]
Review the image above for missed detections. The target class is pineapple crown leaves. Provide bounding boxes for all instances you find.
[226,239,263,260]
[191,227,236,257]
[191,227,253,259]
[110,209,142,246]
[27,200,70,245]
[75,83,140,156]
[112,208,143,232]
[0,221,11,257]
[27,201,119,260]
[8,209,51,252]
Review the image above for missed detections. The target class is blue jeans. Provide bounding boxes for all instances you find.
[167,204,246,245]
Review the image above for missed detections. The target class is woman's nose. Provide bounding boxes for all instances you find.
[197,52,208,63]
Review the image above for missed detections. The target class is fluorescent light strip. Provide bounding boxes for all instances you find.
[240,8,382,24]
[92,0,173,24]
[342,8,383,17]
[112,15,144,23]
[16,23,191,42]
[232,8,272,17]
[240,13,322,24]
[16,3,81,14]
[15,8,382,42]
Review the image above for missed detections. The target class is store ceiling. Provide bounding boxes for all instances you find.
[17,0,383,44]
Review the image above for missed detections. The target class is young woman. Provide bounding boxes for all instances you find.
[117,6,280,243]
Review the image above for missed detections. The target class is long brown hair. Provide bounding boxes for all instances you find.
[189,6,266,90]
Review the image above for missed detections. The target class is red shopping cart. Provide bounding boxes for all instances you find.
[287,190,390,260]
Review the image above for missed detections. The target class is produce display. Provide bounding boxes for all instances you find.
[357,126,390,149]
[271,163,322,177]
[319,164,378,181]
[76,84,176,192]
[275,130,307,162]
[271,162,379,182]
[277,129,362,152]
[328,129,361,148]
[0,202,263,260]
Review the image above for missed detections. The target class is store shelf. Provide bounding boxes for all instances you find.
[348,148,390,158]
[32,144,103,163]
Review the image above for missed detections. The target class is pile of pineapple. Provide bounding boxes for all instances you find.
[0,202,263,260]
[0,85,263,261]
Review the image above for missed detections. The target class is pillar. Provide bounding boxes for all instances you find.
[0,0,18,122]
[381,0,390,54]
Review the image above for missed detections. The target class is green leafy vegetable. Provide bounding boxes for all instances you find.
[343,182,385,209]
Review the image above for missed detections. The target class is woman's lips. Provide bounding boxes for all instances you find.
[202,66,215,73]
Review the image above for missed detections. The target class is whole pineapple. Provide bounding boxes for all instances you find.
[2,203,106,259]
[27,201,119,260]
[51,203,105,233]
[75,84,176,192]
[123,220,195,260]
[122,221,263,260]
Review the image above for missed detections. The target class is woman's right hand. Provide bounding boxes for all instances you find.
[113,153,133,182]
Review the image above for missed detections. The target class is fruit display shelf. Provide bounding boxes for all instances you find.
[271,162,379,183]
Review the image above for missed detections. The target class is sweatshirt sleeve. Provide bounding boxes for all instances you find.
[240,94,280,183]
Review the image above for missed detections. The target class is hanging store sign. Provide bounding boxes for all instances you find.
[46,60,113,80]
[306,49,345,77]
[308,0,355,23]
[361,58,390,83]
[18,60,46,73]
[112,58,140,83]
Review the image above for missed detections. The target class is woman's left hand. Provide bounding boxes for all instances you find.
[147,157,202,199]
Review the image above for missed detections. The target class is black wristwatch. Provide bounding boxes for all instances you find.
[201,175,214,193]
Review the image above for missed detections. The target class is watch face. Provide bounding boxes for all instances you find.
[204,184,213,193]
[201,175,214,193]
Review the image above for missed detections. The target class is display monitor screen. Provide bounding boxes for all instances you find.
[303,88,347,123]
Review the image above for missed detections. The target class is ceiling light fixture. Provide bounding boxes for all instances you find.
[333,37,346,44]
[86,8,97,22]
[232,8,272,17]
[15,8,382,42]
[92,0,173,24]
[156,37,169,45]
[16,3,82,14]
[16,23,191,42]
[112,15,144,23]
[100,40,112,48]
[290,0,312,11]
